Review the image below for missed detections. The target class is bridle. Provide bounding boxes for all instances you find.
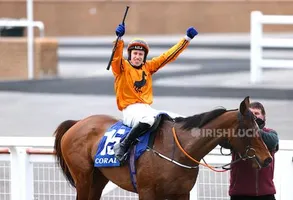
[220,111,261,170]
[220,146,258,170]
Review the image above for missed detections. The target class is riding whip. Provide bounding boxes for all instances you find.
[106,6,130,70]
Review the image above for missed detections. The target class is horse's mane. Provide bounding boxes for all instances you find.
[174,107,228,130]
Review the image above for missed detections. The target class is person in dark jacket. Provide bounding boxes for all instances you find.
[223,101,279,200]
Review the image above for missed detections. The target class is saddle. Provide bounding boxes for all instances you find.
[134,113,173,147]
[94,113,173,168]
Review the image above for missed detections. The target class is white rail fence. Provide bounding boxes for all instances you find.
[0,137,292,200]
[0,19,45,37]
[250,11,293,83]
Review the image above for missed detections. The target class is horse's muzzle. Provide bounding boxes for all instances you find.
[254,156,272,169]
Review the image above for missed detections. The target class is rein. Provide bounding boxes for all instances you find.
[172,126,229,172]
[150,111,259,172]
[172,125,258,172]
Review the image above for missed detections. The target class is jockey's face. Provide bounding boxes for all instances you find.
[130,50,145,67]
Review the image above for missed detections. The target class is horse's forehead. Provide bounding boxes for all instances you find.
[224,110,251,124]
[239,109,254,120]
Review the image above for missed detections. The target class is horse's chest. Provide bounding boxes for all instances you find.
[137,152,199,194]
[156,172,198,195]
[167,168,199,184]
[157,166,199,193]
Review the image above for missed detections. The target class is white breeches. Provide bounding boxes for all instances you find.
[122,103,184,127]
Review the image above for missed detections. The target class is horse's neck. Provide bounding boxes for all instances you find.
[189,130,223,161]
[176,129,222,163]
[175,112,236,163]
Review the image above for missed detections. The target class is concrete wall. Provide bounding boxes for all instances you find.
[0,38,58,80]
[0,0,293,36]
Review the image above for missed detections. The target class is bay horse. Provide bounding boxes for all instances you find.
[53,96,272,200]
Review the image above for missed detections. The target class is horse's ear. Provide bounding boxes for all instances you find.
[239,96,250,115]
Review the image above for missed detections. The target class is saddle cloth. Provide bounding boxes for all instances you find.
[94,120,152,168]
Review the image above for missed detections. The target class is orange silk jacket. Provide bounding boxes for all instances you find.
[111,38,190,111]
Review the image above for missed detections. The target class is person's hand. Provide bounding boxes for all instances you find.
[115,23,125,37]
[186,26,198,39]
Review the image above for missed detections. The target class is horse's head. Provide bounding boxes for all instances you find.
[228,96,272,169]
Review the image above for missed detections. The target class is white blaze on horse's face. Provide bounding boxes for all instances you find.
[130,50,145,66]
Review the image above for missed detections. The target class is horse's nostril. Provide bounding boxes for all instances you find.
[263,157,272,167]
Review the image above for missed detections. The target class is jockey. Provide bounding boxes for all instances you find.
[111,23,198,163]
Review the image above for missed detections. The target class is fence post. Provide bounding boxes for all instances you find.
[250,11,263,83]
[27,0,34,80]
[10,147,34,200]
[10,147,21,200]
